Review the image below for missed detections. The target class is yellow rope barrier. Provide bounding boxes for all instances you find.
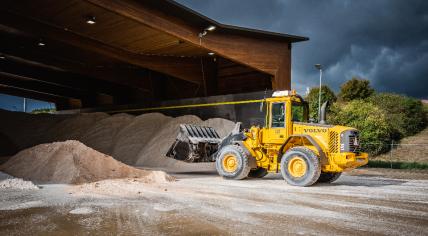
[108,99,264,113]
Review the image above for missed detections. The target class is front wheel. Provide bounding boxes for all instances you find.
[280,147,321,187]
[215,145,251,180]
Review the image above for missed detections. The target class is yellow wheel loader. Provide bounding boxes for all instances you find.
[166,90,368,186]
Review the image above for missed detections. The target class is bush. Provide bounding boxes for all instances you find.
[338,78,374,102]
[367,93,427,139]
[31,108,56,114]
[306,85,337,120]
[328,100,392,155]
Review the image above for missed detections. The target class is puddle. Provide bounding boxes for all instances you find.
[0,205,226,235]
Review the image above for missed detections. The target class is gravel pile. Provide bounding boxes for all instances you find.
[0,110,235,168]
[0,171,39,190]
[0,140,173,184]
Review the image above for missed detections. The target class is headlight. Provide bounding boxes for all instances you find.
[340,130,360,153]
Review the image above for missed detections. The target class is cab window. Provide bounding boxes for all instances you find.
[271,103,285,128]
[292,102,308,122]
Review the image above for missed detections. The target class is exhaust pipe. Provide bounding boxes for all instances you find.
[319,101,329,124]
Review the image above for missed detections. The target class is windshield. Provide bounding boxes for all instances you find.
[292,102,308,122]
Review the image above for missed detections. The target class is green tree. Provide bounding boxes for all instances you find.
[328,100,392,155]
[367,93,427,139]
[338,78,374,101]
[306,85,337,120]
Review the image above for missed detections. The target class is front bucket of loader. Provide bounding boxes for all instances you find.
[166,124,222,163]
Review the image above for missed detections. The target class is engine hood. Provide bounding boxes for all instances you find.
[293,122,356,134]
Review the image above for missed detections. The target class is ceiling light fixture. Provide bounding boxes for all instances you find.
[199,25,217,38]
[86,16,96,25]
[206,25,216,31]
[38,41,45,47]
[0,55,5,59]
[208,52,215,56]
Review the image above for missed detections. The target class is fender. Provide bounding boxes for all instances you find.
[278,135,327,161]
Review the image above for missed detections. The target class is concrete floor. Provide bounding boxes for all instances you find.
[1,168,428,235]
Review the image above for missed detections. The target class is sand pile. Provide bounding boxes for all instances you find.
[80,113,134,155]
[0,140,173,184]
[111,113,175,165]
[0,109,236,169]
[134,115,236,168]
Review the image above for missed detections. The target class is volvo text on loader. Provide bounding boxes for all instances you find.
[166,90,368,186]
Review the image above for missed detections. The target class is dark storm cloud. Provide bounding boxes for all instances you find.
[176,0,428,98]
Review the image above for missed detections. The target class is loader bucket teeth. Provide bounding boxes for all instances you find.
[166,124,222,163]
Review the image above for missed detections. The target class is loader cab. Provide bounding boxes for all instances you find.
[262,91,308,144]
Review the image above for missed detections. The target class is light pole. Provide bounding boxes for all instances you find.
[23,97,26,113]
[314,64,322,121]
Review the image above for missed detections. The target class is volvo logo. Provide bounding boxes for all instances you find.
[304,128,327,133]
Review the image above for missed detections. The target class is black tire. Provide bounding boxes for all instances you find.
[215,145,251,180]
[248,167,268,178]
[317,172,342,183]
[280,147,321,187]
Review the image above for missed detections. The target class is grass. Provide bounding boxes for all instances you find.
[367,160,428,169]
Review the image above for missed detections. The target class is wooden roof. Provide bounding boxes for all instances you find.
[0,0,308,110]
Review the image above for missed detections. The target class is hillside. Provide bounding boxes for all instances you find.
[371,125,428,163]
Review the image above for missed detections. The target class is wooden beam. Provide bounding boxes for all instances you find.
[0,84,80,110]
[0,84,68,104]
[0,10,204,85]
[0,72,96,100]
[0,30,154,92]
[86,0,290,90]
[0,58,137,98]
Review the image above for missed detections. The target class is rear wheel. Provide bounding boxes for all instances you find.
[216,145,251,180]
[280,147,321,187]
[317,172,342,183]
[248,167,268,178]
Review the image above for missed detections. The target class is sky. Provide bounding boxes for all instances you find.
[177,0,428,99]
[0,94,55,112]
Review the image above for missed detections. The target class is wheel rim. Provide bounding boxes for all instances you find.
[288,156,307,178]
[222,154,238,172]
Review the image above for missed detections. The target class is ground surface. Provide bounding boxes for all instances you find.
[1,168,428,235]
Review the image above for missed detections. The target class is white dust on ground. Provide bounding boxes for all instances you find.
[0,140,173,184]
[69,177,172,198]
[0,171,38,190]
[69,207,94,215]
[16,168,425,235]
[0,110,236,169]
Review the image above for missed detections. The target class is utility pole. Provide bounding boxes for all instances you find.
[314,64,323,121]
